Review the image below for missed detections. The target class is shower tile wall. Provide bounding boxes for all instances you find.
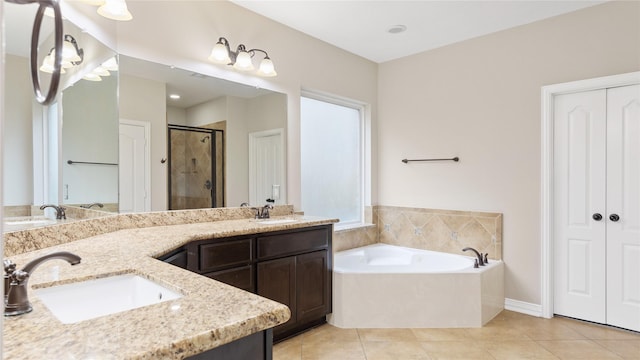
[375,206,502,260]
[170,131,212,209]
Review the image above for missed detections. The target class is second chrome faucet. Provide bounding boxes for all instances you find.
[39,204,66,220]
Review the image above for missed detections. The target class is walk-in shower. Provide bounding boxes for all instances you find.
[168,125,224,209]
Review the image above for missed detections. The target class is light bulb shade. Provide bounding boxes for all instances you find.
[97,0,133,21]
[209,42,231,64]
[62,41,82,63]
[257,57,277,77]
[83,73,103,81]
[101,57,119,71]
[40,56,66,74]
[233,51,254,71]
[92,66,111,76]
[42,53,71,71]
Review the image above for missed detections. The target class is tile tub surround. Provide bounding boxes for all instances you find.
[4,205,294,256]
[330,247,504,328]
[3,216,337,359]
[375,206,503,260]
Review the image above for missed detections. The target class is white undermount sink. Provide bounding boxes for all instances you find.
[34,274,183,324]
[256,219,299,225]
[4,216,56,228]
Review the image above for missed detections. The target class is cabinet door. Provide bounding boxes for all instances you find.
[296,250,330,323]
[257,257,297,331]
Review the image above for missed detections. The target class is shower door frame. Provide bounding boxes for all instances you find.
[167,124,225,209]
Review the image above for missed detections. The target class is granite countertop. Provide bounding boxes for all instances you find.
[3,215,336,360]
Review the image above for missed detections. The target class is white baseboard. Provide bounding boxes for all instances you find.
[504,298,543,317]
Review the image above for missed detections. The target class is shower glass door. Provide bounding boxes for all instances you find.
[168,125,224,209]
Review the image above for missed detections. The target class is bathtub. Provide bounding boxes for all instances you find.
[328,244,504,328]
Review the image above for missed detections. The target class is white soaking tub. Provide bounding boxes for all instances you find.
[328,244,504,328]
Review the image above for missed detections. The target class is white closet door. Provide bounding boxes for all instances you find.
[553,89,607,323]
[606,84,640,332]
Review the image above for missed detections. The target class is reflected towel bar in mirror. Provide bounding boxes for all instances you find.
[401,157,459,163]
[67,160,118,166]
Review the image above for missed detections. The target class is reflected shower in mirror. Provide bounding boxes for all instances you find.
[3,4,288,233]
[168,125,224,209]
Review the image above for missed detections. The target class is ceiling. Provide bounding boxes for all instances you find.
[231,0,606,63]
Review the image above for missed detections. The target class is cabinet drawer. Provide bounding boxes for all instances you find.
[205,265,255,293]
[200,238,252,272]
[257,227,329,260]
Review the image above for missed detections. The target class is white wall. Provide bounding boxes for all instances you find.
[377,1,640,305]
[119,74,167,211]
[167,106,187,126]
[3,55,33,206]
[247,93,288,133]
[62,75,119,204]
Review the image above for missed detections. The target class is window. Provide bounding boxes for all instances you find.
[301,92,365,228]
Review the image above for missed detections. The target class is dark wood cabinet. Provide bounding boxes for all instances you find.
[158,224,332,344]
[185,329,272,360]
[257,257,297,331]
[296,250,331,323]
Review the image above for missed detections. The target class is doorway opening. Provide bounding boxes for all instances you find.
[168,125,224,209]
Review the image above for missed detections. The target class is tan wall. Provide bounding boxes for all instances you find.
[377,1,640,305]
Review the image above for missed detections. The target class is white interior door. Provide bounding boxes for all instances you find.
[119,120,150,213]
[249,129,285,206]
[553,89,607,323]
[606,84,640,332]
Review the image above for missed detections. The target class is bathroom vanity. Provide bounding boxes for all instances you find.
[160,224,333,342]
[2,212,336,359]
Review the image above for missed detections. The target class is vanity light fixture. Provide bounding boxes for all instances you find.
[79,0,133,21]
[101,57,119,71]
[82,72,102,82]
[82,57,118,82]
[40,34,83,74]
[208,37,277,77]
[97,0,133,21]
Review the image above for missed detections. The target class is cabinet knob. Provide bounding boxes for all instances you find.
[609,214,620,222]
[592,213,603,221]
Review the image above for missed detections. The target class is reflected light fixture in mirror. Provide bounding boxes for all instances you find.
[82,56,118,82]
[40,34,84,74]
[209,37,277,77]
[79,0,133,21]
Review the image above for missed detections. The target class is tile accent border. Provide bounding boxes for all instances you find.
[334,206,503,260]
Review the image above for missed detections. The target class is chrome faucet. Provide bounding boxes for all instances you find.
[4,260,17,301]
[253,204,274,219]
[4,251,81,316]
[462,247,485,267]
[39,204,66,220]
[80,202,104,209]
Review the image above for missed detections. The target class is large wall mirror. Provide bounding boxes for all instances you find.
[3,3,288,232]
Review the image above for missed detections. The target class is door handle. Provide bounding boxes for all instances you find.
[592,213,603,221]
[204,180,212,190]
[609,214,620,222]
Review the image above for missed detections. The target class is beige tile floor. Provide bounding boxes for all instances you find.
[273,311,640,360]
